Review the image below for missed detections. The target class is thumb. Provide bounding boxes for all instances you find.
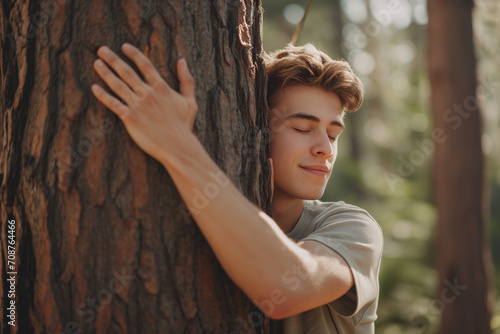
[178,58,196,101]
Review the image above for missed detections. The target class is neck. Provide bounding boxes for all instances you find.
[271,189,305,234]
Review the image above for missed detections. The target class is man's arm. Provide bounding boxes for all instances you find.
[91,43,353,319]
[162,133,354,319]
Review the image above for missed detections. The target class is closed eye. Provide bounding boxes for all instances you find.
[294,128,338,141]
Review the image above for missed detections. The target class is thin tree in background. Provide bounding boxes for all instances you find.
[428,0,493,333]
[0,1,271,333]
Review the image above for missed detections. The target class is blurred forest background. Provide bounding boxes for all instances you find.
[262,0,499,333]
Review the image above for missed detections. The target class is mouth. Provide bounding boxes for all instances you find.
[300,166,328,177]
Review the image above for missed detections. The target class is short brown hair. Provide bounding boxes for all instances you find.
[263,43,364,112]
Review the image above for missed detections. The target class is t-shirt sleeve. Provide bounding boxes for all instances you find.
[299,205,383,318]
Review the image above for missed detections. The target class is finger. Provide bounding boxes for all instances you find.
[121,43,169,90]
[93,59,136,105]
[177,58,196,101]
[91,84,131,120]
[97,45,147,94]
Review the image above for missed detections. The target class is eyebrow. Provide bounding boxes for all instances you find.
[285,112,345,129]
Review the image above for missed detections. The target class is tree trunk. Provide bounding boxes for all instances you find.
[427,1,493,333]
[0,1,271,333]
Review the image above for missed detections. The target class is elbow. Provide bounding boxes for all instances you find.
[258,303,293,320]
[267,302,308,320]
[267,306,293,320]
[252,289,298,320]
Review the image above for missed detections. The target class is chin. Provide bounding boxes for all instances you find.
[301,194,323,200]
[296,189,325,200]
[275,183,326,201]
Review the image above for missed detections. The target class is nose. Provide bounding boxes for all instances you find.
[312,132,334,159]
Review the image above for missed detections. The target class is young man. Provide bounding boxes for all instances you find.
[91,42,383,333]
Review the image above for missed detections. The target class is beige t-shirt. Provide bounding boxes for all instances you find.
[271,200,384,334]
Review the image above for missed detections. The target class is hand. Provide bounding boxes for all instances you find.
[91,43,198,163]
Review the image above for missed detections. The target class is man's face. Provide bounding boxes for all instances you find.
[269,84,345,201]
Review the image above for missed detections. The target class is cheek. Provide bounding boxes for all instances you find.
[332,142,339,157]
[270,131,294,159]
[269,129,284,156]
[269,141,284,164]
[270,130,311,161]
[327,146,339,166]
[270,136,291,178]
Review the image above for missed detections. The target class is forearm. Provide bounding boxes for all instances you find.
[161,134,313,309]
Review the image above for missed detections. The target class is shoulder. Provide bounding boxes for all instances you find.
[300,200,384,282]
[301,200,383,318]
[304,200,383,246]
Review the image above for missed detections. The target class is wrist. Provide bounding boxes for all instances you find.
[159,131,202,170]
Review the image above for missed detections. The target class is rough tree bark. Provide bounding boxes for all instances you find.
[428,0,493,333]
[0,0,271,333]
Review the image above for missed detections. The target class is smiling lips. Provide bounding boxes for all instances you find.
[300,165,330,177]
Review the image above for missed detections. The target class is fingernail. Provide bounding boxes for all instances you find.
[122,43,131,50]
